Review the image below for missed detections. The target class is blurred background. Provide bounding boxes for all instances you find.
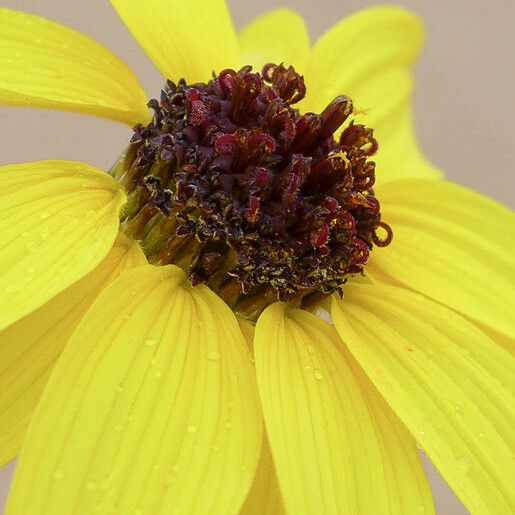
[1,0,514,513]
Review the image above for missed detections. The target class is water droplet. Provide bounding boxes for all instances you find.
[227,400,235,409]
[314,370,324,381]
[26,240,40,253]
[144,337,157,347]
[417,504,426,512]
[454,403,464,418]
[225,420,233,429]
[5,281,27,293]
[116,383,124,393]
[478,431,485,438]
[39,210,50,220]
[53,469,65,480]
[212,445,220,452]
[456,455,472,472]
[154,370,162,378]
[187,424,197,434]
[99,478,111,492]
[206,350,221,361]
[471,499,481,509]
[86,481,98,490]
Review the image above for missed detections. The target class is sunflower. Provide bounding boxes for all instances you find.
[0,1,513,514]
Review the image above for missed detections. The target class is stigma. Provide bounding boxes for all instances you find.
[110,64,392,319]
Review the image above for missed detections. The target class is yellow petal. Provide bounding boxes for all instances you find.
[301,6,441,182]
[0,160,126,332]
[344,338,435,514]
[373,178,515,340]
[240,435,285,515]
[331,283,515,513]
[238,321,285,515]
[0,234,146,466]
[111,0,239,83]
[7,265,261,515]
[0,8,149,125]
[254,304,434,514]
[238,8,310,73]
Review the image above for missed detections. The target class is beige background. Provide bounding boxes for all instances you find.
[1,0,513,512]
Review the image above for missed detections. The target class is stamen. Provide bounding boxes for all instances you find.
[111,64,392,319]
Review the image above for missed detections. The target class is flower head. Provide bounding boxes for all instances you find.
[0,2,513,515]
[115,63,391,317]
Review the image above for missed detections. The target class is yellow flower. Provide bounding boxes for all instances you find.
[0,2,513,514]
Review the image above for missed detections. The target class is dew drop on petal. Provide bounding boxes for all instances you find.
[314,369,324,381]
[53,469,65,480]
[25,240,40,253]
[206,350,221,361]
[456,455,472,473]
[86,481,98,491]
[5,281,26,293]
